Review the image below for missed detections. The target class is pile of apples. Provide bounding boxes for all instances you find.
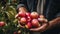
[15,11,45,29]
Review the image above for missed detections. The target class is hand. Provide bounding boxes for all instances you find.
[15,7,27,18]
[18,7,27,12]
[47,17,60,29]
[18,20,25,28]
[30,18,49,32]
[30,17,60,32]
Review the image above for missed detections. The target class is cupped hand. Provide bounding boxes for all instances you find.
[30,18,49,32]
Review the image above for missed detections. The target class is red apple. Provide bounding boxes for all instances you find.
[26,12,30,16]
[26,12,31,22]
[30,12,39,19]
[25,22,32,29]
[31,19,40,28]
[27,16,31,22]
[18,11,26,17]
[0,21,5,27]
[14,31,17,34]
[38,15,45,22]
[20,17,27,24]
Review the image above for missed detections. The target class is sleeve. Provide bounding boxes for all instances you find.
[17,0,27,9]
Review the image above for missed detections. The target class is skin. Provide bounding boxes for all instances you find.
[16,7,60,32]
[18,7,28,12]
[30,17,60,32]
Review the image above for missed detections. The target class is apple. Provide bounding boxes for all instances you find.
[38,15,44,22]
[38,17,44,21]
[38,18,48,23]
[31,19,40,28]
[20,17,27,24]
[39,15,44,18]
[18,11,26,17]
[30,12,39,19]
[18,30,21,34]
[38,15,48,23]
[25,22,32,29]
[27,16,31,22]
[26,12,30,16]
[26,12,31,22]
[0,21,5,27]
[14,31,17,34]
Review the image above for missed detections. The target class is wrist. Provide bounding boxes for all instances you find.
[48,17,60,29]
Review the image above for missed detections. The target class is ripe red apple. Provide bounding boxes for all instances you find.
[25,22,32,29]
[14,31,17,34]
[26,12,31,22]
[0,21,5,27]
[31,19,40,28]
[26,12,30,16]
[20,17,27,24]
[30,12,39,19]
[18,11,26,17]
[27,16,31,22]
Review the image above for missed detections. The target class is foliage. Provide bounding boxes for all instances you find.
[0,0,30,34]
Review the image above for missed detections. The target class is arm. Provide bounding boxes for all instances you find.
[48,13,60,29]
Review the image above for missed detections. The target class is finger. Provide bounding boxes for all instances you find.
[30,28,40,32]
[41,19,48,24]
[43,19,48,23]
[30,23,48,32]
[15,14,19,18]
[18,21,25,28]
[38,23,48,32]
[20,25,25,28]
[38,18,48,23]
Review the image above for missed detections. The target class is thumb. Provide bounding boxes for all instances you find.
[38,18,48,23]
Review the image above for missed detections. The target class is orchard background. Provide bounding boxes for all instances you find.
[0,0,30,34]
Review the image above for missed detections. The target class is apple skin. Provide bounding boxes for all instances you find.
[18,11,26,17]
[31,19,40,28]
[0,21,5,27]
[39,15,44,18]
[30,12,39,19]
[38,18,44,22]
[14,31,17,34]
[26,12,30,16]
[25,22,32,29]
[26,12,31,22]
[38,15,48,23]
[38,15,45,22]
[20,17,27,25]
[27,16,32,22]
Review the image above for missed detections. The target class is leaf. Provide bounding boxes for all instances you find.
[5,12,11,20]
